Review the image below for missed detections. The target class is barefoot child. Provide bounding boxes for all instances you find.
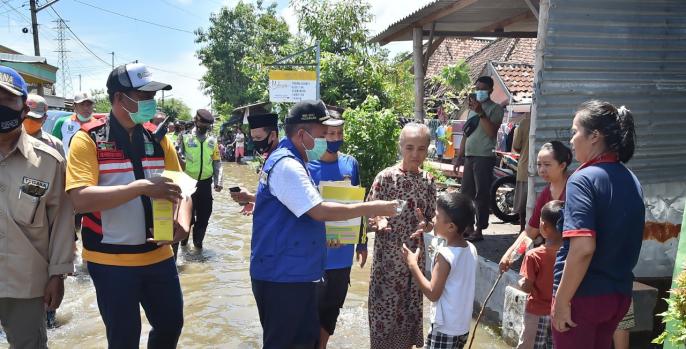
[516,200,564,349]
[402,192,478,349]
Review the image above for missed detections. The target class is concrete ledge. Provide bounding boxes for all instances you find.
[474,256,520,326]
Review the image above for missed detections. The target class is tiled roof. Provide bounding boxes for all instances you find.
[426,38,492,78]
[464,38,518,80]
[506,38,537,65]
[491,61,535,103]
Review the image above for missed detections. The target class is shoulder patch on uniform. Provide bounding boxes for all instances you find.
[33,139,65,162]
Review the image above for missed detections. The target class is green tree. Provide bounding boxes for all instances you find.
[90,89,111,113]
[342,96,400,189]
[291,0,372,55]
[158,98,192,121]
[195,1,293,108]
[319,52,388,109]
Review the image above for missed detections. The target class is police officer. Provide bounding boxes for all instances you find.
[0,66,75,348]
[65,63,192,348]
[250,100,398,348]
[229,113,279,214]
[24,94,65,157]
[179,109,223,249]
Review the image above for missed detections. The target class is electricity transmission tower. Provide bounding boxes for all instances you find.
[54,18,73,98]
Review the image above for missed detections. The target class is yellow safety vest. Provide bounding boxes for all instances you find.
[183,133,216,180]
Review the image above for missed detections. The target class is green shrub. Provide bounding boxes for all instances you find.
[342,96,400,190]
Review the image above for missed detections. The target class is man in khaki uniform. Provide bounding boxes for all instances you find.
[0,66,75,348]
[24,94,65,157]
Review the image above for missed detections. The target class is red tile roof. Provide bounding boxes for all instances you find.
[491,61,535,103]
[426,38,492,78]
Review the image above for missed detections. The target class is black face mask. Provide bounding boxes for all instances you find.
[253,135,274,154]
[0,105,24,133]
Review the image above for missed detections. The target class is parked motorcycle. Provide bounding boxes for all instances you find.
[490,151,519,223]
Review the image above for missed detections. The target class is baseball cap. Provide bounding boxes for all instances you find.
[285,100,330,125]
[323,109,344,127]
[74,91,94,104]
[0,66,28,97]
[26,94,48,119]
[248,113,278,130]
[106,63,172,95]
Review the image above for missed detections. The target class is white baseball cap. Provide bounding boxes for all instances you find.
[26,94,48,119]
[74,91,94,104]
[106,63,172,93]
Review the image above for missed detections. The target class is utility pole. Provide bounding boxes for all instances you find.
[109,52,114,70]
[29,0,62,96]
[54,18,73,98]
[78,74,81,91]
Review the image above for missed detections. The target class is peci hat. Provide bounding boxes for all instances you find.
[74,91,94,104]
[248,113,278,130]
[106,63,172,95]
[285,100,329,125]
[0,66,28,97]
[26,94,48,119]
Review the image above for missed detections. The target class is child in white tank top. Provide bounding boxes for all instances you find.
[402,192,478,349]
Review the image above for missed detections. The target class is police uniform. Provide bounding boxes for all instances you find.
[180,126,220,248]
[0,130,75,348]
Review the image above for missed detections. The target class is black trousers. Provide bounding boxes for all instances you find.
[461,156,496,230]
[191,177,213,246]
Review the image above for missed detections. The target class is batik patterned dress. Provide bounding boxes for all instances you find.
[367,165,437,349]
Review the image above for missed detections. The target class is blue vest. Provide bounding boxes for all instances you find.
[250,139,326,282]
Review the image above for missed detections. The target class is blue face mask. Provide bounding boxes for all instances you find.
[475,90,490,102]
[303,130,327,162]
[122,93,157,124]
[326,140,343,153]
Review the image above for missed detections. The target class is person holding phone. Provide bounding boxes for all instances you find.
[453,76,504,241]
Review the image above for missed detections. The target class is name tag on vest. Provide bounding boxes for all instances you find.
[96,142,124,160]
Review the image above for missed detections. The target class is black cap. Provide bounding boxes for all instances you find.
[106,63,172,95]
[285,100,330,125]
[248,113,278,129]
[196,109,214,123]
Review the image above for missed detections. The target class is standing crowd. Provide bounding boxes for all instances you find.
[0,61,644,349]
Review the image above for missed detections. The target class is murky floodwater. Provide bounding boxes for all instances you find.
[0,163,509,348]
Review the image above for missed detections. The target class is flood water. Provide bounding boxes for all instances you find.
[0,163,510,348]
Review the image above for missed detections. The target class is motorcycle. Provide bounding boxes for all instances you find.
[490,151,519,223]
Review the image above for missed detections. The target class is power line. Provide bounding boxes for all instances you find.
[158,0,202,19]
[73,0,195,34]
[50,7,110,66]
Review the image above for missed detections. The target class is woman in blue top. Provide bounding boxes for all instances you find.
[552,100,644,349]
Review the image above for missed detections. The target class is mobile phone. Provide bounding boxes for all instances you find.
[468,93,476,102]
[229,186,241,193]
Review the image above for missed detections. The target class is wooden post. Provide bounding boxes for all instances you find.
[413,27,425,122]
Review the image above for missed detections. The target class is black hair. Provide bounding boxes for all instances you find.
[284,122,315,138]
[436,192,476,235]
[540,140,573,171]
[476,76,494,90]
[540,200,564,232]
[263,126,277,135]
[575,100,636,163]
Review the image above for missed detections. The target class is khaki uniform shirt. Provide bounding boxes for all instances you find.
[0,130,74,299]
[513,117,530,182]
[34,129,65,158]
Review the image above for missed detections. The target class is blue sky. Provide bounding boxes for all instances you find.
[0,0,430,110]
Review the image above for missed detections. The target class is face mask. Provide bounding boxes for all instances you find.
[76,113,92,122]
[253,134,274,154]
[0,105,24,133]
[326,140,343,153]
[302,130,327,162]
[475,90,489,102]
[23,117,43,134]
[121,93,157,124]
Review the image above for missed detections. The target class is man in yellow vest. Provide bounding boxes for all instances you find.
[179,109,223,249]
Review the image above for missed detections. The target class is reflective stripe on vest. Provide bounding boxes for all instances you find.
[183,133,215,180]
[250,138,326,282]
[79,117,166,255]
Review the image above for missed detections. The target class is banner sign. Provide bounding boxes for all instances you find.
[268,70,317,103]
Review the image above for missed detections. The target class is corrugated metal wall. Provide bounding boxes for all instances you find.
[532,0,686,186]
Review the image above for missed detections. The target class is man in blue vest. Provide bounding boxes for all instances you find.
[307,111,366,348]
[178,109,223,249]
[251,100,398,349]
